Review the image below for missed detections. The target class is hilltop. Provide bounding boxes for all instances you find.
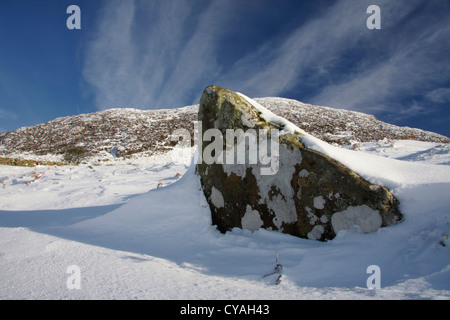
[0,97,448,162]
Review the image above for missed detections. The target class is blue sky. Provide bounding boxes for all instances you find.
[1,0,449,137]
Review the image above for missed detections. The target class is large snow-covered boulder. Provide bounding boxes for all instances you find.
[197,86,403,241]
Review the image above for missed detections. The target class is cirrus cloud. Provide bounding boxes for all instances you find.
[82,0,450,126]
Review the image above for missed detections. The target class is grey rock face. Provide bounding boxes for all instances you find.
[197,86,403,241]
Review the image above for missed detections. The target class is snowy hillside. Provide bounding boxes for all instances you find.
[0,97,449,301]
[0,97,448,162]
[1,140,449,299]
[0,106,198,159]
[255,97,449,146]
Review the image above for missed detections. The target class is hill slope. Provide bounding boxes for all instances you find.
[0,98,448,160]
[0,125,449,299]
[0,95,449,300]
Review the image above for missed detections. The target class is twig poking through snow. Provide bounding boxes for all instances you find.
[440,233,449,247]
[263,251,283,285]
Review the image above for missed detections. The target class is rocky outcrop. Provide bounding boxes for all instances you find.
[197,85,403,241]
[0,107,197,158]
[1,94,447,160]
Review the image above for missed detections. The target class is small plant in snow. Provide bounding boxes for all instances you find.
[347,140,360,151]
[263,251,283,285]
[63,147,87,164]
[378,137,393,147]
[31,171,45,181]
[440,233,449,247]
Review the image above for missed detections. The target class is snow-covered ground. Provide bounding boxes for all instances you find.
[1,139,450,300]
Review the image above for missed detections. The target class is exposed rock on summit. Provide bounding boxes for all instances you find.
[1,94,447,160]
[197,86,403,241]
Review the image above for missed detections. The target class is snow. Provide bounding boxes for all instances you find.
[331,205,382,234]
[1,139,450,300]
[307,225,325,241]
[242,205,264,232]
[313,196,326,210]
[237,92,306,136]
[210,186,225,209]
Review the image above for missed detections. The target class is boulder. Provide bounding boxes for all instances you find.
[196,85,402,241]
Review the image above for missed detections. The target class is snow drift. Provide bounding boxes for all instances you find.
[1,98,449,299]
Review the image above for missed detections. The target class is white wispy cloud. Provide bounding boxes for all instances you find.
[82,0,137,109]
[426,88,450,104]
[0,108,18,121]
[218,0,434,110]
[83,0,449,121]
[309,2,450,116]
[83,0,233,109]
[218,0,377,96]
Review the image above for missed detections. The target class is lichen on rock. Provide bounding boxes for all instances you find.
[197,85,403,241]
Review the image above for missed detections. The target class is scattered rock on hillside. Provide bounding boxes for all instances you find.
[0,98,448,161]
